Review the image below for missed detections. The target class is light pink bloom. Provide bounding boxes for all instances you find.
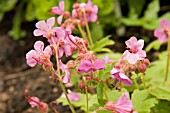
[33,17,57,38]
[154,19,170,43]
[48,28,74,58]
[61,90,80,101]
[58,60,71,83]
[110,68,132,86]
[77,59,106,73]
[104,56,114,64]
[26,41,52,67]
[105,93,133,113]
[52,1,65,24]
[123,37,146,64]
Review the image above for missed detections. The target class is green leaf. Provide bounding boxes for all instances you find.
[0,0,18,12]
[106,88,128,102]
[151,100,170,113]
[97,82,106,106]
[91,23,104,43]
[97,110,112,113]
[132,89,158,113]
[149,85,170,101]
[25,1,36,21]
[92,35,114,53]
[145,40,162,52]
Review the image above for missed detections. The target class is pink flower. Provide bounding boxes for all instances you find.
[123,37,146,64]
[25,90,48,113]
[57,60,71,83]
[52,1,65,24]
[48,28,74,58]
[33,17,57,38]
[26,41,52,67]
[61,90,80,101]
[85,0,98,22]
[154,19,170,43]
[77,59,106,73]
[105,93,133,113]
[104,56,114,64]
[110,68,132,86]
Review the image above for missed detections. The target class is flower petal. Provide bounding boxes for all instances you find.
[33,29,46,36]
[34,41,44,52]
[57,15,63,25]
[35,20,47,30]
[47,17,55,28]
[59,1,65,11]
[160,19,169,27]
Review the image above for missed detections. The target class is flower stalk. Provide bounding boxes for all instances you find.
[77,22,87,40]
[165,35,170,82]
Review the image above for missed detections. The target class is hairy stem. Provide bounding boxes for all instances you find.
[83,11,93,48]
[52,38,76,113]
[77,22,87,40]
[141,74,146,89]
[165,36,170,82]
[104,83,109,101]
[85,85,89,112]
[133,78,139,89]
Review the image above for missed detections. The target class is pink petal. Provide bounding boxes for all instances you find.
[160,19,169,27]
[58,48,64,58]
[63,44,72,56]
[68,92,80,101]
[33,29,46,36]
[43,46,52,57]
[110,68,119,75]
[56,27,65,39]
[28,97,40,108]
[104,56,114,64]
[93,59,106,71]
[59,1,65,11]
[137,39,144,50]
[47,17,55,28]
[57,15,63,24]
[123,51,139,64]
[90,14,98,22]
[51,6,60,14]
[34,41,44,52]
[35,20,47,30]
[62,70,70,83]
[93,5,98,14]
[26,58,37,67]
[114,93,133,113]
[137,50,146,60]
[125,36,138,49]
[154,28,168,43]
[119,73,132,86]
[77,60,92,73]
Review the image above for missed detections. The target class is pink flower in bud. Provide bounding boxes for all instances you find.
[61,90,80,101]
[154,19,170,43]
[110,68,132,86]
[123,37,146,64]
[104,56,114,64]
[33,17,58,38]
[77,59,106,73]
[26,41,52,67]
[52,1,65,24]
[104,93,133,113]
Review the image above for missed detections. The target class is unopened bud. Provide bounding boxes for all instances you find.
[130,64,136,71]
[73,3,80,9]
[114,63,120,69]
[78,81,85,89]
[66,60,76,69]
[143,59,150,66]
[38,102,48,113]
[64,11,70,18]
[138,64,146,73]
[86,7,92,13]
[121,63,129,72]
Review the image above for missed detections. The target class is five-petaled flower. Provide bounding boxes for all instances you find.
[123,36,146,64]
[154,19,170,43]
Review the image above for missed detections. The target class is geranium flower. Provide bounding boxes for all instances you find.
[104,93,133,113]
[52,1,65,24]
[33,17,57,38]
[77,59,106,73]
[26,41,52,67]
[154,19,170,43]
[110,68,132,86]
[123,37,146,64]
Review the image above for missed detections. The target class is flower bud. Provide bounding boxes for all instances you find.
[66,60,77,69]
[78,81,85,89]
[138,64,146,73]
[121,63,130,72]
[64,11,70,18]
[104,101,115,111]
[73,3,80,9]
[38,102,48,113]
[130,64,136,71]
[143,59,150,66]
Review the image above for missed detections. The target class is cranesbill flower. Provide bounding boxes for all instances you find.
[110,68,132,86]
[104,93,133,113]
[61,90,80,101]
[77,59,106,73]
[154,19,170,43]
[52,1,65,24]
[123,37,146,64]
[33,17,57,38]
[26,41,52,67]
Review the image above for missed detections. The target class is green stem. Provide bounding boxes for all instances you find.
[141,75,146,89]
[52,38,76,113]
[83,11,93,48]
[77,22,87,40]
[165,36,170,82]
[103,87,109,101]
[133,78,139,89]
[85,86,88,113]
